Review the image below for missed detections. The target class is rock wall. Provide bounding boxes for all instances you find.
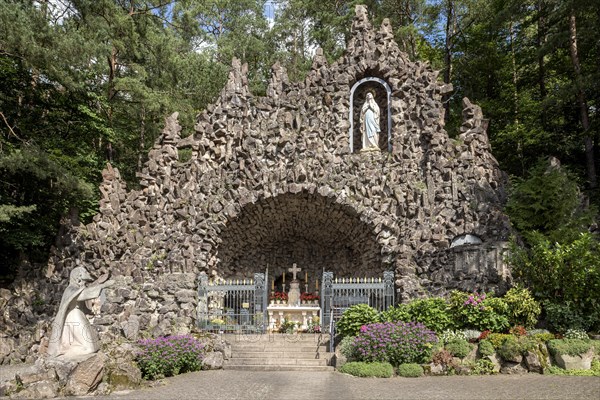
[0,5,511,364]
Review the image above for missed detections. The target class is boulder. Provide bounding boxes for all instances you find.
[554,349,594,370]
[201,352,224,370]
[524,351,543,374]
[500,361,527,375]
[12,380,59,399]
[64,353,107,396]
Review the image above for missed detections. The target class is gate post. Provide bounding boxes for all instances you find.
[321,271,333,331]
[383,270,395,309]
[253,272,266,331]
[197,272,209,329]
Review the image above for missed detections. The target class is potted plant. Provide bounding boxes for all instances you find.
[300,292,311,304]
[273,291,288,304]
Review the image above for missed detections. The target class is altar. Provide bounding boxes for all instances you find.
[267,263,320,332]
[267,304,320,331]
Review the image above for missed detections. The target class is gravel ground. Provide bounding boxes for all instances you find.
[91,370,600,400]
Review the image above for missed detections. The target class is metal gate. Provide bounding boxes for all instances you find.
[197,271,268,333]
[321,271,394,348]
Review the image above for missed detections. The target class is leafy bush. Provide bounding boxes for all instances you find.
[487,333,512,349]
[439,330,467,344]
[478,340,495,357]
[472,358,496,375]
[547,339,593,357]
[510,232,600,332]
[448,291,509,332]
[405,298,454,333]
[380,303,410,323]
[431,348,454,367]
[338,362,393,378]
[497,336,521,361]
[445,339,472,358]
[353,321,438,366]
[564,329,589,340]
[136,335,206,380]
[380,299,453,333]
[336,304,379,338]
[509,325,527,336]
[397,363,423,377]
[502,286,541,328]
[543,300,597,333]
[531,333,556,343]
[338,336,359,361]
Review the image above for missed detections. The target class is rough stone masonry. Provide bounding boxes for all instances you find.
[0,5,512,364]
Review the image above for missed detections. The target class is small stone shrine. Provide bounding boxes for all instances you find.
[1,5,512,369]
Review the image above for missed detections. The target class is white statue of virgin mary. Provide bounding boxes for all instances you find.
[360,92,381,151]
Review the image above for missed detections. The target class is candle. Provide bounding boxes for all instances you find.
[316,279,318,290]
[282,273,285,283]
[305,271,308,283]
[272,279,274,291]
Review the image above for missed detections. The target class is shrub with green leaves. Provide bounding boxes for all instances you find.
[502,285,541,328]
[543,301,597,333]
[380,303,410,323]
[136,335,206,380]
[397,363,423,377]
[445,339,472,358]
[405,298,454,333]
[547,339,593,357]
[546,359,600,376]
[497,336,521,361]
[338,361,393,378]
[478,340,495,357]
[472,358,496,375]
[338,335,359,361]
[487,333,512,349]
[336,304,379,338]
[448,291,509,332]
[531,333,556,343]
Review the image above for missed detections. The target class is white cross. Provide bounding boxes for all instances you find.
[288,263,301,281]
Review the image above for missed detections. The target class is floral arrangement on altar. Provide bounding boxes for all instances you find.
[270,292,288,301]
[300,292,320,302]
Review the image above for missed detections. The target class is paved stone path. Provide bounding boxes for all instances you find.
[97,370,600,400]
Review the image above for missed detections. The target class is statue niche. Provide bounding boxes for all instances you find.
[350,77,391,153]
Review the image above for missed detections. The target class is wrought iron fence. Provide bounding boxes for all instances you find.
[197,272,268,333]
[321,271,395,351]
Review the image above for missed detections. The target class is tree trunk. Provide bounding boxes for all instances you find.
[568,11,597,188]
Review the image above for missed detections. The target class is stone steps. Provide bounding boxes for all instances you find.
[223,333,333,371]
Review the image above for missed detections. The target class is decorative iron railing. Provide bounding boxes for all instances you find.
[197,272,268,333]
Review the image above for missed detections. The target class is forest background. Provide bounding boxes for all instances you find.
[1,0,598,328]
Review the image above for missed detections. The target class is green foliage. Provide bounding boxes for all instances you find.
[379,303,410,323]
[338,361,394,378]
[338,336,359,361]
[487,333,512,350]
[336,304,379,338]
[478,340,495,357]
[445,339,472,358]
[397,363,423,378]
[509,232,600,332]
[502,286,541,328]
[405,298,454,333]
[448,291,509,332]
[472,358,496,375]
[545,360,600,377]
[506,161,593,240]
[496,337,521,361]
[547,339,593,357]
[531,333,556,344]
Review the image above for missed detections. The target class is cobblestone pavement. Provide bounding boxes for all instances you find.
[95,370,600,400]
